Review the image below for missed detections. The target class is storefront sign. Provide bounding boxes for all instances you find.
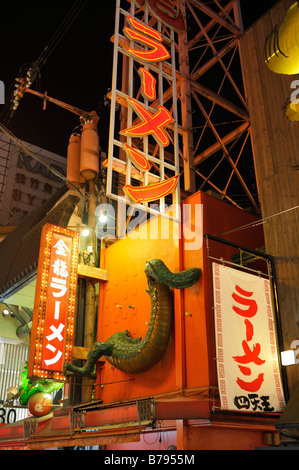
[125,173,179,203]
[107,0,181,216]
[28,224,79,381]
[121,15,178,203]
[212,263,285,413]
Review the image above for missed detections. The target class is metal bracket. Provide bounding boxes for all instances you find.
[23,418,38,440]
[136,399,156,431]
[70,410,86,438]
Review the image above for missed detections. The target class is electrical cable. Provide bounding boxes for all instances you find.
[1,0,89,125]
[35,0,89,70]
[0,64,31,123]
[217,204,299,236]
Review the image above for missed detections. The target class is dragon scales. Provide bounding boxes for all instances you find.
[63,259,201,379]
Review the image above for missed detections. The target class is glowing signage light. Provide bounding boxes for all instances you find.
[121,98,173,147]
[124,16,170,63]
[139,67,157,101]
[127,15,163,42]
[123,143,151,171]
[28,223,79,381]
[107,2,181,209]
[124,28,170,63]
[125,174,179,203]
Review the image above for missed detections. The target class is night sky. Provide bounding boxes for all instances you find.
[0,0,278,158]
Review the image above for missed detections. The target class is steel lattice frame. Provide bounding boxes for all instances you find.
[106,0,260,218]
[182,0,259,214]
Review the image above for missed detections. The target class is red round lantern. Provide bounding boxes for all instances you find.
[28,392,53,417]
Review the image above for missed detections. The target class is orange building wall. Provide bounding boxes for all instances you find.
[182,192,265,392]
[96,191,264,404]
[96,214,180,402]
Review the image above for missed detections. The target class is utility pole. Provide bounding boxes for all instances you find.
[81,178,98,403]
[15,82,102,403]
[80,112,100,403]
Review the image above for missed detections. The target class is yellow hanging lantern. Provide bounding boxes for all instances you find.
[265,2,299,75]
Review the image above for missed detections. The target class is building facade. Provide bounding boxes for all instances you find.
[0,132,66,226]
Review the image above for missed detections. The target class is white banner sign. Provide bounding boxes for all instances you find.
[213,263,285,413]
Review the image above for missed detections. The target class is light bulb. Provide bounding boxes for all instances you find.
[99,213,107,223]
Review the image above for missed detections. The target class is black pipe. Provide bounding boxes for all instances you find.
[70,277,86,406]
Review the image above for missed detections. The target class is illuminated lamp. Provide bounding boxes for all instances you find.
[28,392,53,417]
[98,211,108,223]
[125,174,179,204]
[67,225,90,237]
[2,309,10,316]
[123,143,151,171]
[265,2,299,75]
[121,99,173,147]
[281,350,297,366]
[285,100,299,122]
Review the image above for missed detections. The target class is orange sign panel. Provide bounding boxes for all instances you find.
[124,174,179,203]
[28,223,79,381]
[124,16,170,62]
[123,143,151,171]
[139,67,157,101]
[121,98,173,147]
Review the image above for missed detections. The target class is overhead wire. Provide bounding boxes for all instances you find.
[217,205,299,236]
[0,0,89,125]
[35,0,89,70]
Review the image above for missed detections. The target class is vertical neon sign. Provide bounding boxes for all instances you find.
[28,224,79,381]
[106,0,185,217]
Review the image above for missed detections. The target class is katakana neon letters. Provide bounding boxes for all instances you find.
[121,98,173,147]
[125,174,179,203]
[44,323,65,366]
[50,278,68,298]
[139,67,157,101]
[123,143,151,171]
[124,16,170,62]
[120,16,179,203]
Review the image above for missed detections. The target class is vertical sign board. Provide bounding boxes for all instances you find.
[28,224,79,381]
[107,0,185,220]
[212,263,285,413]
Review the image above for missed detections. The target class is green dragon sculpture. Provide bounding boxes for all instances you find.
[5,362,63,407]
[63,259,201,380]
